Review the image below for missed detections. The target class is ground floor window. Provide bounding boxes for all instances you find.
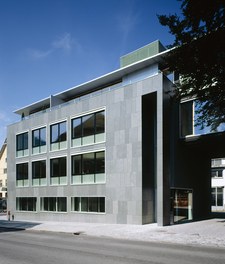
[171,188,193,223]
[16,197,37,211]
[40,197,67,212]
[212,187,224,207]
[71,197,105,213]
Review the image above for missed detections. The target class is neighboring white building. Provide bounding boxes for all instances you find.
[0,140,7,212]
[0,140,7,198]
[211,158,225,212]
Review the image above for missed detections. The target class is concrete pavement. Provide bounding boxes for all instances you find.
[0,215,225,248]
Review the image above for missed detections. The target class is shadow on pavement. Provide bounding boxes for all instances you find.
[0,220,41,233]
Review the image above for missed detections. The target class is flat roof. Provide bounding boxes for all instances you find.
[14,48,170,117]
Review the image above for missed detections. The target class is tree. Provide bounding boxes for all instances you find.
[158,0,225,130]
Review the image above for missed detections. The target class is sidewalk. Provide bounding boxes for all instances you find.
[1,215,225,248]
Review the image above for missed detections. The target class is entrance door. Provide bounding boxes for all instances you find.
[171,188,193,224]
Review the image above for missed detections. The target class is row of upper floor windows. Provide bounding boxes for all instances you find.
[16,150,105,187]
[16,110,105,157]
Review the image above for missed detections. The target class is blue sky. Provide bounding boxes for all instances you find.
[0,0,181,146]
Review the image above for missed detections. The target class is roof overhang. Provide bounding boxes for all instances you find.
[14,48,171,117]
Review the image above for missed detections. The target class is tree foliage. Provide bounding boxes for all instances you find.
[158,0,225,130]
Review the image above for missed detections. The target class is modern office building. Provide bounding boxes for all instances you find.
[7,40,225,225]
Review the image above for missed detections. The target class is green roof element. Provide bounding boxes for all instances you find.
[120,40,166,68]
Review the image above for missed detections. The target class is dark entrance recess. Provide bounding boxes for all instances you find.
[142,92,157,224]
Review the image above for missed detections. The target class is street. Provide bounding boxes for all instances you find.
[0,228,224,264]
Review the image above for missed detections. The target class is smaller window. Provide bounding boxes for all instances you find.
[16,132,28,157]
[32,127,46,154]
[16,163,29,187]
[50,121,67,151]
[32,160,46,186]
[40,197,67,212]
[50,157,67,185]
[211,168,224,178]
[16,197,37,211]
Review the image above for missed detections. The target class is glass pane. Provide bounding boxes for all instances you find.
[83,153,95,174]
[72,155,81,175]
[23,132,28,150]
[81,197,88,212]
[40,160,46,178]
[72,118,82,139]
[49,197,56,211]
[83,114,94,137]
[88,197,98,212]
[96,151,105,174]
[51,159,59,177]
[74,197,80,211]
[57,197,67,212]
[95,111,105,134]
[40,127,46,146]
[32,130,40,147]
[32,162,39,179]
[217,188,223,206]
[99,197,105,212]
[59,122,67,142]
[16,134,23,151]
[59,157,66,177]
[51,124,59,143]
[180,101,193,137]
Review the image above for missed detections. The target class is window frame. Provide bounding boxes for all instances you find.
[32,160,47,186]
[16,132,29,157]
[50,157,67,185]
[32,126,47,154]
[16,162,29,187]
[50,120,67,151]
[71,110,105,147]
[71,150,105,185]
[71,196,105,213]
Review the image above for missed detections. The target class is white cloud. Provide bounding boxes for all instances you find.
[116,3,140,47]
[28,33,78,60]
[52,33,73,51]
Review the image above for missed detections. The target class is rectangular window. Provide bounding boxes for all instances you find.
[50,157,67,185]
[16,163,29,187]
[50,121,67,151]
[71,110,105,147]
[180,100,225,137]
[16,197,36,211]
[212,187,224,207]
[211,168,224,178]
[40,197,67,212]
[32,127,46,154]
[32,160,46,186]
[71,197,105,213]
[71,151,105,184]
[16,132,28,157]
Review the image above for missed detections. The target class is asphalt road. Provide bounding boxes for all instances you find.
[0,228,224,264]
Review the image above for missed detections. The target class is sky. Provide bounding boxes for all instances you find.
[0,0,182,146]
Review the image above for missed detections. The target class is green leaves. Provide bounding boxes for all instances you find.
[158,0,225,129]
